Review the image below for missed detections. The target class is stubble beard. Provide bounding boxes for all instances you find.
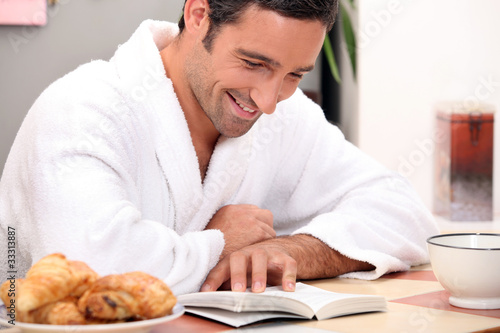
[188,77,258,138]
[184,44,259,138]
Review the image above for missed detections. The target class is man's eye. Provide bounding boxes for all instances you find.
[243,60,261,68]
[291,73,304,79]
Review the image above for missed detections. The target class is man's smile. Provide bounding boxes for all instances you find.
[227,92,260,119]
[234,99,257,113]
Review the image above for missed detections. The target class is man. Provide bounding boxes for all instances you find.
[0,0,438,295]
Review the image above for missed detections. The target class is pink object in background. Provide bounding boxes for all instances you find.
[0,0,47,26]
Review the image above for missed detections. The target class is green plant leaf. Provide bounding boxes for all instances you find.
[323,34,341,84]
[340,2,357,79]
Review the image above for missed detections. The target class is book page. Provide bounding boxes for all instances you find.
[179,285,315,318]
[274,283,348,309]
[186,307,304,328]
[178,282,385,319]
[282,283,380,312]
[179,283,386,326]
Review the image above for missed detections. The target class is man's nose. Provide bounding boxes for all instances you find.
[251,77,284,115]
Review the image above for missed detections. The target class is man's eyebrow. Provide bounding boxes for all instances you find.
[236,48,314,73]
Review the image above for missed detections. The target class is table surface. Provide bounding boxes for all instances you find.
[2,217,500,333]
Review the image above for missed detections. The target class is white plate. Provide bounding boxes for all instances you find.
[0,303,184,333]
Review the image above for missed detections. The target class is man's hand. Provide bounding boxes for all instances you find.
[201,240,297,293]
[200,234,375,293]
[205,204,276,259]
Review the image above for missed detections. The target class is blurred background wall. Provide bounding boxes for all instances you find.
[354,0,500,215]
[0,0,185,174]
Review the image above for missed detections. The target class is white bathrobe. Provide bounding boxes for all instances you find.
[0,20,438,295]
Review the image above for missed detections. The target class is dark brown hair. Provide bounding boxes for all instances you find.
[178,0,338,51]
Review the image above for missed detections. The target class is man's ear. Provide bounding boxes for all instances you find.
[183,0,210,34]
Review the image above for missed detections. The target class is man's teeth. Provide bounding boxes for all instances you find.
[235,100,256,113]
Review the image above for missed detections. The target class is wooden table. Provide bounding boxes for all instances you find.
[3,217,500,332]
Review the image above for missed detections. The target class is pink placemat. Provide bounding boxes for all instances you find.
[0,0,46,26]
[392,290,500,319]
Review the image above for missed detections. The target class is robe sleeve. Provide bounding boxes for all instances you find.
[271,91,439,279]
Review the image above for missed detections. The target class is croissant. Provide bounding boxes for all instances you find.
[78,271,176,320]
[17,253,78,312]
[1,278,26,322]
[21,296,86,325]
[1,279,36,323]
[69,260,99,297]
[0,278,23,307]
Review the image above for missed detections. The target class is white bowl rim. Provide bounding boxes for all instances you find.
[427,232,500,251]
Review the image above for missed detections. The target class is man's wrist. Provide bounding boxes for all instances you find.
[271,234,375,279]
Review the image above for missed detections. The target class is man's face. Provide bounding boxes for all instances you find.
[184,5,326,138]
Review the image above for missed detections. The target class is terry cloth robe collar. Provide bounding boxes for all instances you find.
[111,20,253,234]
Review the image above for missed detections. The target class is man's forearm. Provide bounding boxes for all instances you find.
[272,234,375,279]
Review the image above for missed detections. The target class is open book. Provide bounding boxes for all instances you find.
[178,282,387,327]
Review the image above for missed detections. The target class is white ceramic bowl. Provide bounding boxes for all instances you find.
[427,233,500,309]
